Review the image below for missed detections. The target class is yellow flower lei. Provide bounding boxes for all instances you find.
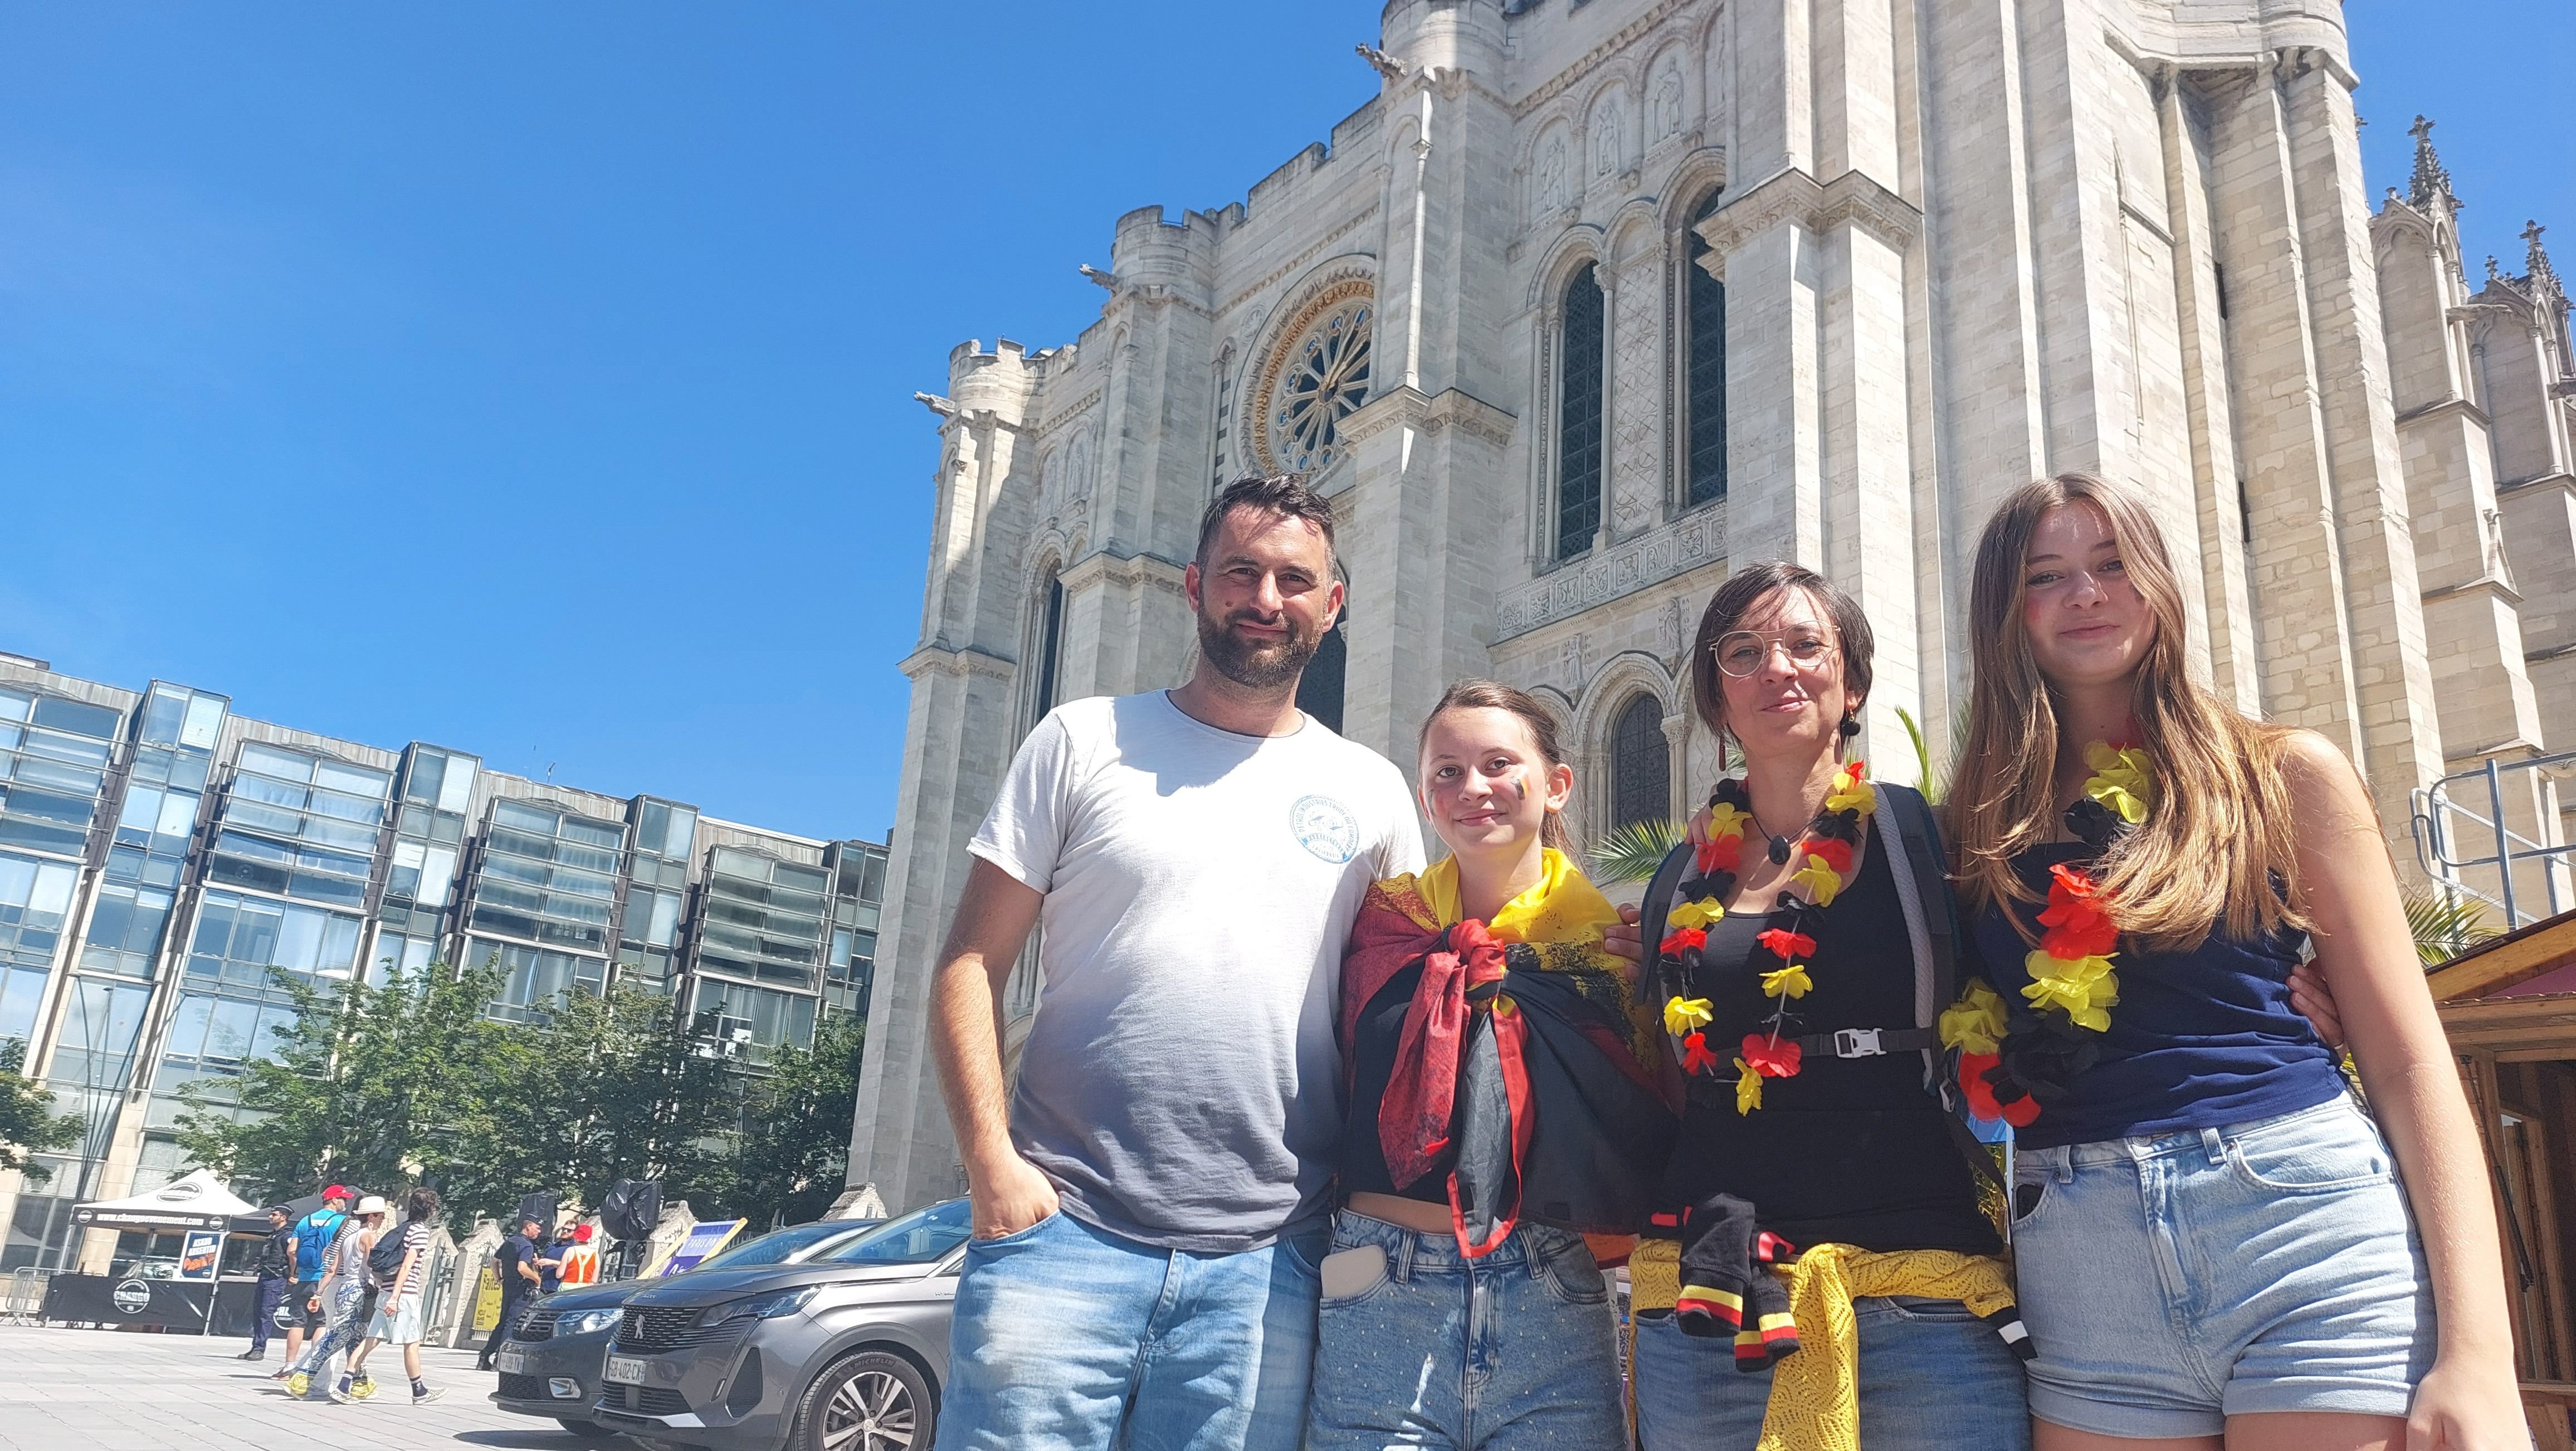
[1661,761,1874,1114]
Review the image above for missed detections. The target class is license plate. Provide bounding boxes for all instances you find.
[603,1355,648,1386]
[495,1350,530,1375]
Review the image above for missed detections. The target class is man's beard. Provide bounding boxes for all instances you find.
[1196,605,1321,691]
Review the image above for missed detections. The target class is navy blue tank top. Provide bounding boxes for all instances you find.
[1971,843,2345,1150]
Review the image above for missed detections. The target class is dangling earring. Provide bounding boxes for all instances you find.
[1837,709,1861,762]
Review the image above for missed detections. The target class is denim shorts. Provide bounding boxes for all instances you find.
[2011,1093,2436,1438]
[1632,1293,2031,1450]
[1304,1209,1627,1451]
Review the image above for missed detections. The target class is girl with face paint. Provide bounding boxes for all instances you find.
[1305,680,1675,1451]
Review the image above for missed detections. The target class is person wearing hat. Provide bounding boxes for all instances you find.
[238,1205,294,1362]
[341,1186,445,1406]
[480,1213,549,1371]
[274,1185,351,1379]
[286,1194,386,1402]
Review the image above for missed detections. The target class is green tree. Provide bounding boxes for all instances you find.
[0,1038,79,1185]
[446,983,740,1226]
[173,956,516,1202]
[716,1011,866,1228]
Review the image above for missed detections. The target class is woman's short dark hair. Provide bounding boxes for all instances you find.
[1195,474,1338,570]
[1688,561,1876,734]
[404,1186,441,1223]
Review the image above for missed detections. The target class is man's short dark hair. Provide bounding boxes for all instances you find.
[1194,475,1336,570]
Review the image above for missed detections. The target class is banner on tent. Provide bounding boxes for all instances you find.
[178,1231,222,1281]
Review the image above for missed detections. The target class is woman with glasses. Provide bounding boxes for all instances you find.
[1631,560,2032,1451]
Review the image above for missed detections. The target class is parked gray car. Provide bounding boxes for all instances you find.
[492,1218,884,1436]
[592,1197,970,1451]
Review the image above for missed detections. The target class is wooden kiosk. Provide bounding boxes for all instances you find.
[2431,909,2576,1448]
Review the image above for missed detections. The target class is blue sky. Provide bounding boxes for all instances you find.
[3,3,2567,844]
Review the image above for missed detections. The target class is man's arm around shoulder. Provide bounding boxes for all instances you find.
[929,856,1055,1241]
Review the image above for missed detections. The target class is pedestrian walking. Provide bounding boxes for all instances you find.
[342,1186,445,1406]
[478,1214,546,1370]
[285,1194,384,1401]
[272,1184,349,1380]
[930,476,1448,1450]
[237,1205,293,1363]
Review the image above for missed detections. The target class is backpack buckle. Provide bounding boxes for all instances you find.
[1832,1028,1886,1058]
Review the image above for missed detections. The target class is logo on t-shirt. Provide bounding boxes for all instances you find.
[1289,795,1362,864]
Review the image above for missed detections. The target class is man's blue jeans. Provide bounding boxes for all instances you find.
[935,1209,1327,1451]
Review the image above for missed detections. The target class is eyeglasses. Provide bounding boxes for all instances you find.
[1711,627,1840,677]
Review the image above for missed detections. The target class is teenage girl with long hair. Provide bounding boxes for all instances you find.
[1948,473,2519,1450]
[1306,679,1672,1451]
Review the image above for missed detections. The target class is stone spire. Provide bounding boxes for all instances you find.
[2524,220,2560,296]
[2408,115,2454,209]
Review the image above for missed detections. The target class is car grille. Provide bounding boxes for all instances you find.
[513,1307,559,1342]
[596,1385,692,1418]
[614,1305,735,1352]
[496,1372,547,1401]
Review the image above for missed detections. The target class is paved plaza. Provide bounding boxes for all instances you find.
[0,1325,621,1451]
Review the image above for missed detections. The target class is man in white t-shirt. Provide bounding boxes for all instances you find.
[930,476,1426,1451]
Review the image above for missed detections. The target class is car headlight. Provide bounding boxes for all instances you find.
[696,1286,818,1327]
[559,1309,620,1336]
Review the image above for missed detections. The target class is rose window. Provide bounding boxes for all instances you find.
[1257,294,1373,474]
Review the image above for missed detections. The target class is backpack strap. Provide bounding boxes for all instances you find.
[1874,782,2006,1192]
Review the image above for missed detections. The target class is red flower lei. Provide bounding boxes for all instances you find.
[1657,761,1876,1114]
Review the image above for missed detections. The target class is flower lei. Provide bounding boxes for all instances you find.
[1659,760,1876,1114]
[1941,741,2155,1126]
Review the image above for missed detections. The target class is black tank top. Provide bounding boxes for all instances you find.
[1655,838,1998,1254]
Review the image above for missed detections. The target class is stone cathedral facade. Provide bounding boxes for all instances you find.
[847,0,2576,1211]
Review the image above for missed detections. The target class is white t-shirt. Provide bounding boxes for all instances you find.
[970,691,1426,1253]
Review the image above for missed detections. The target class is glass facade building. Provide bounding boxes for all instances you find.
[0,653,887,1273]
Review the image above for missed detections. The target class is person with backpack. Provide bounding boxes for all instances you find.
[1650,562,2351,1450]
[1632,562,2032,1451]
[341,1186,445,1406]
[271,1184,349,1379]
[284,1194,384,1402]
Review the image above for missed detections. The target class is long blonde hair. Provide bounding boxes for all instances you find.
[1950,474,2306,950]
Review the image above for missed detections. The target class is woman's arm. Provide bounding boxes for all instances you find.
[2283,731,2521,1450]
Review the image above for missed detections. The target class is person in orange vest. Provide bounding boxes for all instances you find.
[557,1223,601,1287]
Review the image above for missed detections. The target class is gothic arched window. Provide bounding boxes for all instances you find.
[1295,604,1348,736]
[1685,192,1728,507]
[1611,693,1670,829]
[1031,574,1066,726]
[1557,263,1606,559]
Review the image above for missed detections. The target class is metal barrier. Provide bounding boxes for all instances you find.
[2412,751,2576,928]
[3,1267,54,1317]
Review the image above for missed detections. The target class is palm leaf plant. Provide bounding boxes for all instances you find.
[2402,887,2499,967]
[1590,818,1684,886]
